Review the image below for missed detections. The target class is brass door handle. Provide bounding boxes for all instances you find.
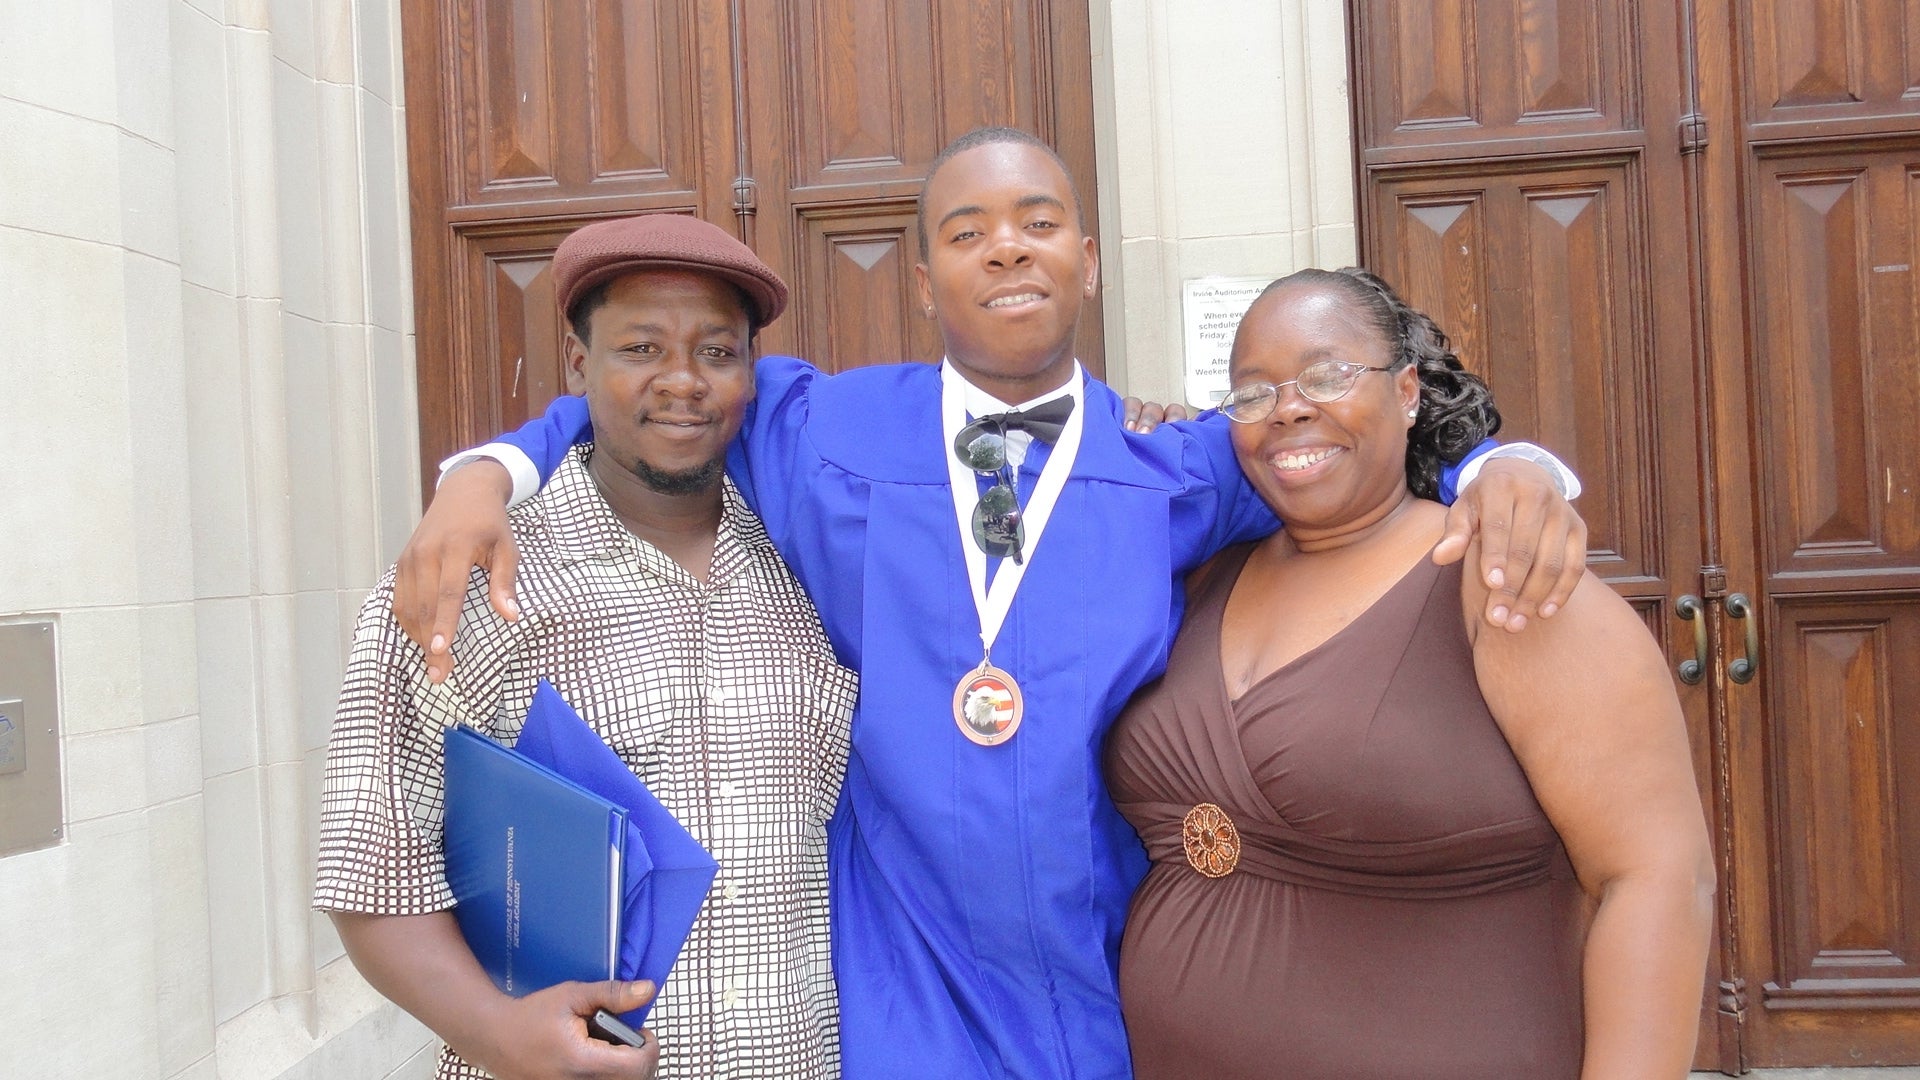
[1726,593,1759,684]
[1676,595,1708,685]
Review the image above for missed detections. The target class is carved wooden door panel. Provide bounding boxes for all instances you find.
[1352,0,1920,1069]
[1705,0,1920,1064]
[400,0,1100,484]
[400,0,740,483]
[732,0,1105,374]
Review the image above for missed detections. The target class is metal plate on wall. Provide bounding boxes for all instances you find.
[0,621,62,856]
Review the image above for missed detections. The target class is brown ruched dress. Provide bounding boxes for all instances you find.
[1105,543,1588,1079]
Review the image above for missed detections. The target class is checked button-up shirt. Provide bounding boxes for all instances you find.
[315,445,857,1080]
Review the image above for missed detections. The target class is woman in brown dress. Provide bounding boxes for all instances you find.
[1105,268,1714,1079]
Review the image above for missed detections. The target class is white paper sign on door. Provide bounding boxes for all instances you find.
[1181,277,1271,407]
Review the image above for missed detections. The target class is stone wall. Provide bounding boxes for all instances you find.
[1092,0,1358,404]
[0,0,431,1075]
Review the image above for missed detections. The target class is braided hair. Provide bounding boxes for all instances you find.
[1254,267,1501,499]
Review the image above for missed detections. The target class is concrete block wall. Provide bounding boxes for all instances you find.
[0,0,431,1076]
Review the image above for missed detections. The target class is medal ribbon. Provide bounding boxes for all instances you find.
[941,360,1086,657]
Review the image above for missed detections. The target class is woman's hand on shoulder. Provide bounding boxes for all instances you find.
[1121,396,1194,433]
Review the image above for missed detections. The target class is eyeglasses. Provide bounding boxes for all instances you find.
[953,419,1025,563]
[1220,359,1398,424]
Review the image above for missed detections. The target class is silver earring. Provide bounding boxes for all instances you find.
[1407,408,1419,419]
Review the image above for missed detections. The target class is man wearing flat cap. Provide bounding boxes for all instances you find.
[314,214,857,1080]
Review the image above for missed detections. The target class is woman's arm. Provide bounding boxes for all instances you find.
[1464,558,1715,1080]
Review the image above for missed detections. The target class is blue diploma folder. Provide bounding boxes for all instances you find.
[444,680,718,1026]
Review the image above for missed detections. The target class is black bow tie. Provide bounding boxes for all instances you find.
[971,394,1076,446]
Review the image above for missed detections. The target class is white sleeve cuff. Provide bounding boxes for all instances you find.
[437,442,542,508]
[1456,442,1582,501]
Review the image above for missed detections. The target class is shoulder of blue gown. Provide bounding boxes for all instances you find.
[804,363,1201,492]
[800,360,948,484]
[1073,373,1218,490]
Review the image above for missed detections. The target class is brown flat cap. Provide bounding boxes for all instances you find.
[553,214,789,330]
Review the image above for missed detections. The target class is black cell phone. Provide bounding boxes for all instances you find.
[588,1008,648,1049]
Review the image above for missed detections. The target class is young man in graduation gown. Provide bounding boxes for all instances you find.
[396,128,1588,1079]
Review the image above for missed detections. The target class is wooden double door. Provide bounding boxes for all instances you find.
[1351,0,1920,1069]
[400,0,1104,480]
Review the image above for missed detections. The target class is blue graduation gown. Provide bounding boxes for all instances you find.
[496,356,1491,1079]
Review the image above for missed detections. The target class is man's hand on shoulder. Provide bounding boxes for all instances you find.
[469,979,660,1080]
[1433,456,1589,633]
[394,460,521,683]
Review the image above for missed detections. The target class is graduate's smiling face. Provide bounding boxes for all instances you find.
[564,269,755,496]
[915,141,1098,402]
